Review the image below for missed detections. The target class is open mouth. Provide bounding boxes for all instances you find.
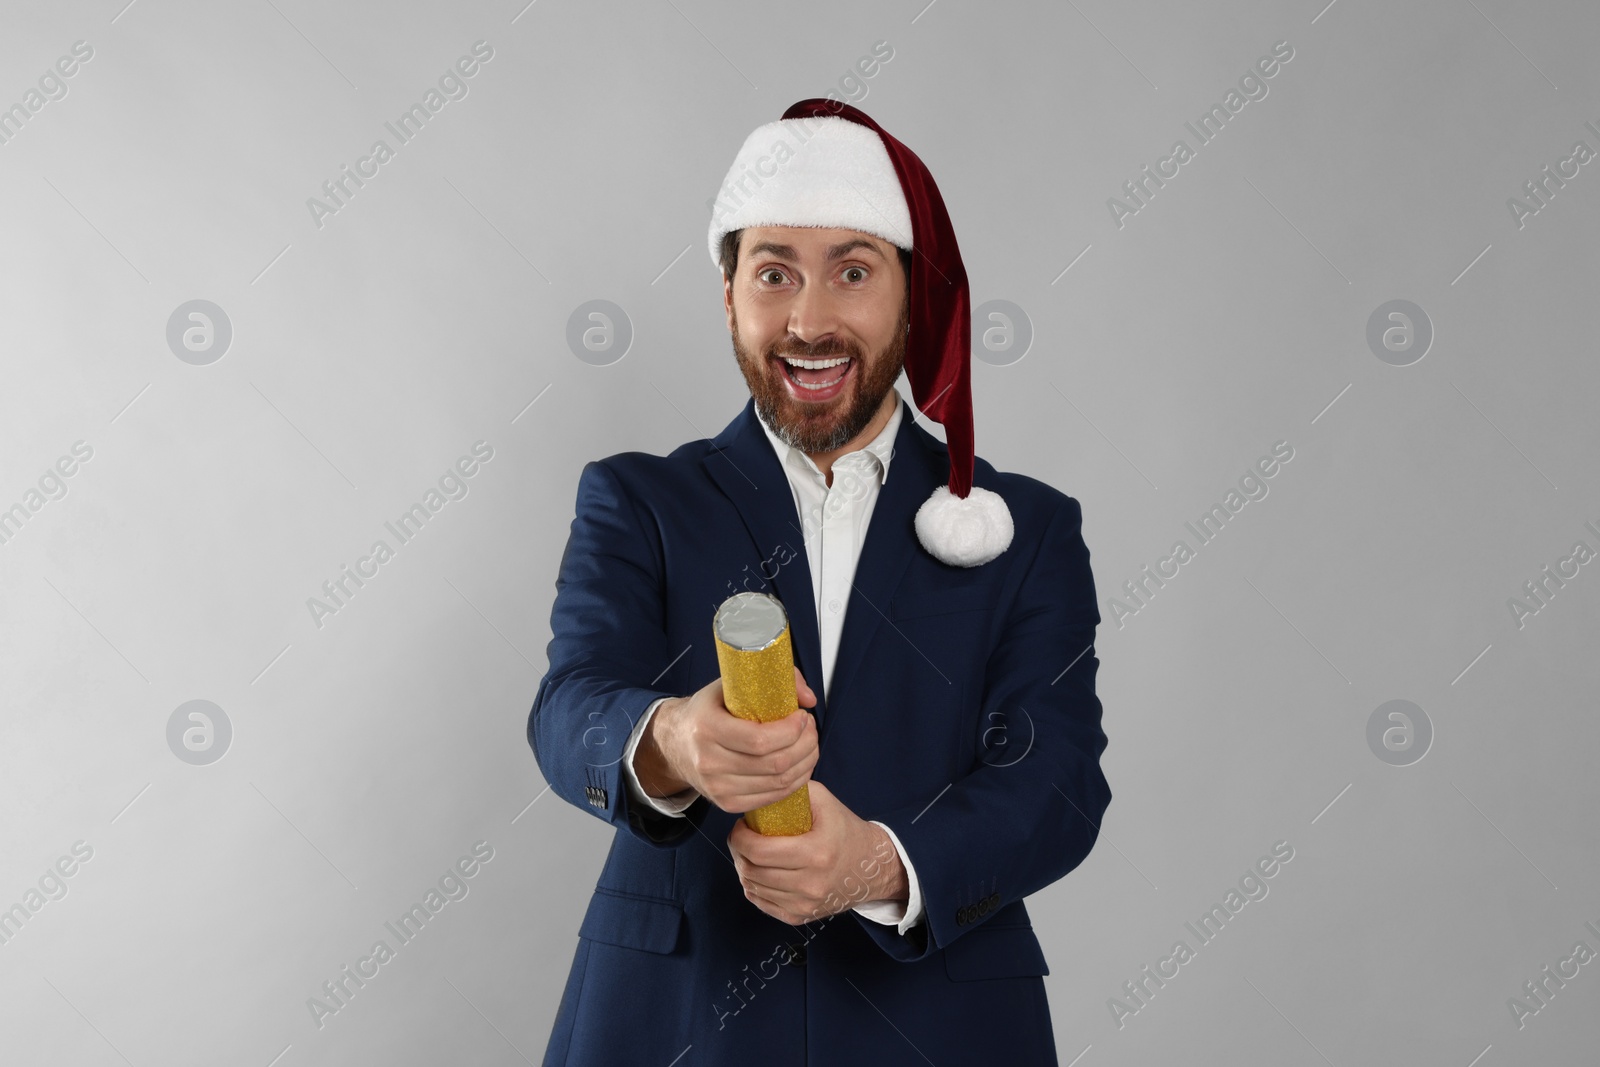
[775,354,854,400]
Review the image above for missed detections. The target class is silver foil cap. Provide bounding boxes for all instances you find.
[713,592,788,652]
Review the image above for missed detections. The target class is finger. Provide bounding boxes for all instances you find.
[711,753,816,807]
[730,835,806,872]
[736,859,786,891]
[741,883,796,924]
[727,818,788,860]
[731,846,800,892]
[721,782,811,816]
[779,721,820,780]
[764,710,816,760]
[714,711,811,757]
[793,666,816,707]
[746,881,825,926]
[739,867,809,906]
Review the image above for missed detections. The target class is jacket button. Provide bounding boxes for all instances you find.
[785,941,807,966]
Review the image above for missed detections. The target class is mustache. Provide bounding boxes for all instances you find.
[770,338,858,360]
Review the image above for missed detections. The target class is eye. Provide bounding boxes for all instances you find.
[842,267,866,283]
[759,269,788,285]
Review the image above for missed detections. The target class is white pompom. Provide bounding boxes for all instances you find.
[914,484,1013,567]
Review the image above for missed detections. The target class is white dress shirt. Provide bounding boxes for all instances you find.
[620,391,925,935]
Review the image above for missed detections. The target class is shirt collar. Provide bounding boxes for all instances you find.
[757,389,904,487]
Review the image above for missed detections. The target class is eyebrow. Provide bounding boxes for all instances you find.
[745,238,887,264]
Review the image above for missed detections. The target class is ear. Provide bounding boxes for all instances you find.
[722,271,735,333]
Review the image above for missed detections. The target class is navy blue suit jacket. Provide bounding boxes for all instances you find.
[528,392,1110,1066]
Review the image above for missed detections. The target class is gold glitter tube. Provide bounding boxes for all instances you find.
[712,592,812,836]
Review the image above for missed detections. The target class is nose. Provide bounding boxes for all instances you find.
[784,280,846,353]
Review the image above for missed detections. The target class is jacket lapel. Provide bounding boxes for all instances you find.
[701,394,948,730]
[824,395,946,714]
[701,398,830,725]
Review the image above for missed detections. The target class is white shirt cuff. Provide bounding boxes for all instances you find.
[852,820,923,934]
[622,696,699,816]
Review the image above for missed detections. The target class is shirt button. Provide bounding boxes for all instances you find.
[828,599,841,613]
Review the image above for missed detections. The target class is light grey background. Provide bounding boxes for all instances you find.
[2,0,1596,1063]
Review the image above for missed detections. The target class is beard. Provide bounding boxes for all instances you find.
[730,295,910,455]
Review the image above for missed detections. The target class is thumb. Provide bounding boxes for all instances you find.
[793,665,816,708]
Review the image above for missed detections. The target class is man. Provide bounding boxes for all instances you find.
[528,99,1110,1066]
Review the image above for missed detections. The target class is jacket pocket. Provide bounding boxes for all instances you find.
[578,888,684,954]
[942,922,1050,981]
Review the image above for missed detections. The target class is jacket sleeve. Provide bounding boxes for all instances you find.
[850,493,1111,962]
[527,459,704,848]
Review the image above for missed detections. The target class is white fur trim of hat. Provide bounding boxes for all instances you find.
[707,116,914,266]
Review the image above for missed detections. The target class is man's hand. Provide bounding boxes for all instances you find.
[634,666,819,813]
[728,779,909,925]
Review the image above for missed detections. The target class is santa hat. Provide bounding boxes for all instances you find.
[706,99,1012,568]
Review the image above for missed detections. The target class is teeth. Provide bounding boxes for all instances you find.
[781,356,850,369]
